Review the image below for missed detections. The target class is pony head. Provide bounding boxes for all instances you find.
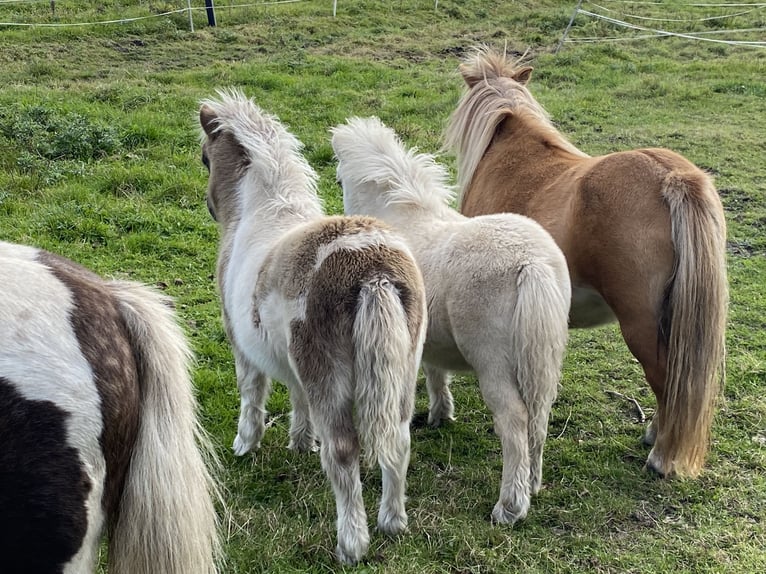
[458,44,534,88]
[331,116,455,220]
[199,89,320,227]
[445,45,579,196]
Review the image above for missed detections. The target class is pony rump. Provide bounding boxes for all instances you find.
[332,117,455,212]
[107,281,222,574]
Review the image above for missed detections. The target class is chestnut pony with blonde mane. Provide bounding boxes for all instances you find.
[445,46,728,478]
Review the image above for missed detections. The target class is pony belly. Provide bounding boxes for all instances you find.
[228,293,302,385]
[422,341,473,372]
[569,285,616,328]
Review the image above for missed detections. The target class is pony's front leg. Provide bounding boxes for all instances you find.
[232,352,271,456]
[319,424,368,564]
[477,372,531,525]
[424,362,454,427]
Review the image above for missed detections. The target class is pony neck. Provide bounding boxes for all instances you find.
[238,164,324,229]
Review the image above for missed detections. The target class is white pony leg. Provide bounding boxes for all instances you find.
[528,406,552,496]
[377,420,410,536]
[477,373,531,525]
[318,426,368,565]
[286,381,315,452]
[424,363,454,427]
[233,353,271,456]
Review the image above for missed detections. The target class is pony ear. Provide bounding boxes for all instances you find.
[199,105,219,138]
[458,63,486,88]
[513,66,533,85]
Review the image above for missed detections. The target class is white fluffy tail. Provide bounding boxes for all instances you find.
[106,281,222,574]
[511,262,570,453]
[352,278,419,470]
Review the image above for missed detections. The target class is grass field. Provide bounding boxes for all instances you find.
[1,1,764,572]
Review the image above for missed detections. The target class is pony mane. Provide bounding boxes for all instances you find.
[200,89,321,216]
[444,46,586,199]
[333,116,455,211]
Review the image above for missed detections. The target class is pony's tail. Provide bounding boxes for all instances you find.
[511,262,570,455]
[106,281,222,574]
[352,278,421,471]
[658,173,728,477]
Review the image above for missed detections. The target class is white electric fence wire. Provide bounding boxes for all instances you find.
[589,1,763,21]
[0,0,308,27]
[577,8,766,45]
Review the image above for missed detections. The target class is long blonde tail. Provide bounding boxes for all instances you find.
[659,172,728,476]
[352,278,420,470]
[107,281,222,574]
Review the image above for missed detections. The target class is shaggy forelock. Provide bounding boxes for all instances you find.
[332,116,455,211]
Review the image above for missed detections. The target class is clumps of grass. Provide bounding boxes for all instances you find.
[0,104,119,189]
[0,105,119,161]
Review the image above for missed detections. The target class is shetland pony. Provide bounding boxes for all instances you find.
[444,46,728,478]
[0,241,221,574]
[199,91,427,564]
[332,116,570,525]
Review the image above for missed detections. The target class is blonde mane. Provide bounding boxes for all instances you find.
[444,46,586,201]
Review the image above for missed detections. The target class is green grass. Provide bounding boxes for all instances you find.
[1,1,765,572]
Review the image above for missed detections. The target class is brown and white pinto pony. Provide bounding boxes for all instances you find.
[199,90,427,565]
[0,241,221,574]
[444,46,728,478]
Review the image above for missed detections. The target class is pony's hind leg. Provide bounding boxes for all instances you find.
[477,371,531,525]
[317,413,368,564]
[233,353,272,456]
[285,378,316,452]
[528,404,553,496]
[377,419,411,537]
[424,362,454,427]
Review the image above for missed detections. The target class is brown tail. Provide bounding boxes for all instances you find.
[658,166,728,476]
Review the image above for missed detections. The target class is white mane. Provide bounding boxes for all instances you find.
[200,89,322,218]
[332,116,456,212]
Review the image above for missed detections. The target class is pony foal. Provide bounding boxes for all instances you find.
[0,241,221,574]
[332,116,571,525]
[445,46,728,477]
[199,91,427,564]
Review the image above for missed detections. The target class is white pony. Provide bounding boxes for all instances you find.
[199,91,427,564]
[0,241,221,574]
[332,117,571,525]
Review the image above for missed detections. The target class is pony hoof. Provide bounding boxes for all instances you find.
[287,438,317,453]
[335,543,366,565]
[491,500,528,525]
[644,448,674,478]
[232,434,258,456]
[378,512,408,536]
